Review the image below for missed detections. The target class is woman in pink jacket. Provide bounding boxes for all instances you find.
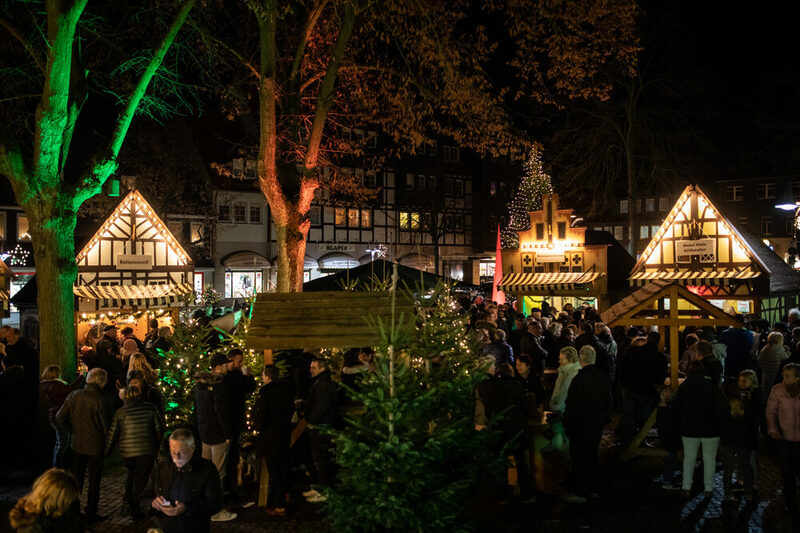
[766,363,800,513]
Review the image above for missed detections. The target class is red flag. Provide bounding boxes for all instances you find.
[492,224,505,305]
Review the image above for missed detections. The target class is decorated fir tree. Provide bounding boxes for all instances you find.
[501,147,554,248]
[324,281,502,532]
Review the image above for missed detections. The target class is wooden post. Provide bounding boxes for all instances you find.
[669,285,679,392]
[258,457,270,507]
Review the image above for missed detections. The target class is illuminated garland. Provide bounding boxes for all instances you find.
[4,244,31,266]
[77,308,174,325]
[501,148,553,248]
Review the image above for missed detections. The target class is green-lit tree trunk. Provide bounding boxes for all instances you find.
[27,206,78,376]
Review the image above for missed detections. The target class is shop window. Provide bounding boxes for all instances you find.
[17,214,31,241]
[218,205,230,222]
[249,206,262,224]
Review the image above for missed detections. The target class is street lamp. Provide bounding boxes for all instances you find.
[775,200,800,267]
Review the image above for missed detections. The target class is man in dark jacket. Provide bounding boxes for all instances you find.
[194,354,236,522]
[509,316,527,359]
[222,349,257,494]
[563,346,612,503]
[719,322,754,377]
[143,429,222,533]
[696,341,723,386]
[484,329,515,366]
[106,385,165,521]
[304,357,338,502]
[255,365,294,515]
[520,321,548,377]
[618,331,668,445]
[55,368,109,522]
[575,321,610,377]
[101,324,121,355]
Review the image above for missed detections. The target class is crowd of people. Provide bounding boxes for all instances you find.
[6,298,800,530]
[468,297,800,511]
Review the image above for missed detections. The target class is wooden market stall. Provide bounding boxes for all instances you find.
[0,259,13,320]
[499,193,634,312]
[73,190,194,343]
[600,279,742,458]
[629,184,800,322]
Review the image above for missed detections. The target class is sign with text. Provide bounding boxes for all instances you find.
[676,239,716,263]
[535,250,566,263]
[319,243,356,253]
[116,254,153,270]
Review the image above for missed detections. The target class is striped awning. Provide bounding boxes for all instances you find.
[0,289,9,301]
[73,283,194,308]
[498,272,603,292]
[629,270,761,287]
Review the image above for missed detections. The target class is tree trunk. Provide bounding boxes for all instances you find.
[28,206,78,379]
[274,207,310,293]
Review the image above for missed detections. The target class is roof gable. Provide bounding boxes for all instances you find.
[76,190,190,265]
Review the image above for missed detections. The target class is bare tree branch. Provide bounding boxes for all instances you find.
[0,16,45,74]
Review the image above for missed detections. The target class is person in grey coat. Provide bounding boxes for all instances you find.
[55,368,109,522]
[106,385,165,521]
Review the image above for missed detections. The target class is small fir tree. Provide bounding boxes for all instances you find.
[324,281,502,532]
[501,148,554,248]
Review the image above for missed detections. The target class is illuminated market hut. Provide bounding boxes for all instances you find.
[73,190,194,342]
[629,184,800,322]
[0,259,13,319]
[499,193,634,312]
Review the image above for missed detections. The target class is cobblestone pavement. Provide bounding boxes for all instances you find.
[3,422,800,532]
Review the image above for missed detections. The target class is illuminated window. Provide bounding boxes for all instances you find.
[557,222,566,240]
[619,199,629,214]
[725,185,743,201]
[535,223,544,240]
[224,272,232,298]
[17,214,31,241]
[400,212,409,228]
[645,198,656,212]
[757,183,776,200]
[218,205,230,222]
[193,272,204,295]
[650,225,659,235]
[640,226,649,239]
[249,206,262,224]
[335,208,346,226]
[410,212,420,229]
[348,209,360,228]
[190,222,204,243]
[233,204,247,223]
[614,226,624,240]
[361,209,371,228]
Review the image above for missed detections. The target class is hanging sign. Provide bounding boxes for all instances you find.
[319,243,356,253]
[676,239,716,263]
[116,254,153,270]
[535,250,565,263]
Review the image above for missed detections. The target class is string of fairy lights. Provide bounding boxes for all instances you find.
[501,148,554,248]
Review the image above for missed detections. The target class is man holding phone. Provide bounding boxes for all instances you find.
[143,429,222,532]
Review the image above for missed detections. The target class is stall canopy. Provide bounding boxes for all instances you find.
[498,271,603,292]
[302,259,477,293]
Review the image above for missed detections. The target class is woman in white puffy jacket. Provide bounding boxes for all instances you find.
[550,346,582,413]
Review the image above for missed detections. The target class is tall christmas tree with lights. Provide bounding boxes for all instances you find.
[501,148,553,248]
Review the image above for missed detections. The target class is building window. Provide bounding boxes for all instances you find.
[406,173,414,191]
[335,208,346,226]
[725,185,744,201]
[489,181,497,196]
[348,208,360,228]
[232,159,244,178]
[614,226,624,241]
[640,225,649,239]
[535,223,544,240]
[444,178,454,196]
[658,197,669,211]
[400,211,420,230]
[650,225,659,236]
[619,199,629,214]
[645,198,656,212]
[249,206,262,224]
[233,204,247,224]
[0,212,5,240]
[415,175,426,191]
[190,222,204,243]
[756,183,776,200]
[557,221,566,240]
[738,217,749,226]
[365,170,377,188]
[360,209,371,228]
[245,160,257,180]
[367,131,377,149]
[309,206,321,226]
[793,181,800,201]
[454,180,464,197]
[410,212,420,229]
[16,214,30,241]
[761,217,772,236]
[218,205,230,222]
[442,145,460,163]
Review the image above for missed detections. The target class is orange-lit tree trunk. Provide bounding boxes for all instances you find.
[255,0,354,292]
[0,0,195,378]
